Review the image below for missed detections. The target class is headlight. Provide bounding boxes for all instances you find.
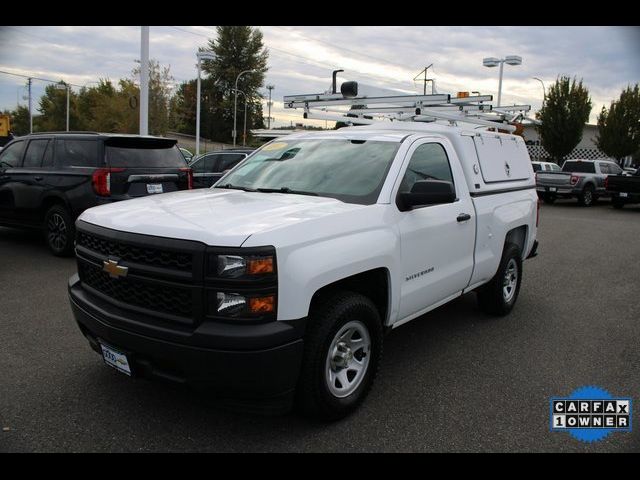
[215,292,275,317]
[211,253,275,278]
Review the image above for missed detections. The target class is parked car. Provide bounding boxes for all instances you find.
[535,158,623,206]
[178,147,193,162]
[531,161,561,173]
[606,167,640,208]
[623,167,637,176]
[68,122,538,419]
[189,149,254,188]
[0,132,193,256]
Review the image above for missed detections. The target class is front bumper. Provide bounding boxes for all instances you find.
[69,274,305,402]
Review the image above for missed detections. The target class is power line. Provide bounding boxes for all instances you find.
[0,69,84,88]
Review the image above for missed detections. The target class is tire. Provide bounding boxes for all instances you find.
[477,242,523,316]
[542,193,556,204]
[44,204,75,256]
[578,184,595,207]
[296,291,383,420]
[612,197,625,209]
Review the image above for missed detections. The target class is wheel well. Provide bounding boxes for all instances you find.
[310,268,389,325]
[40,197,69,220]
[505,225,527,259]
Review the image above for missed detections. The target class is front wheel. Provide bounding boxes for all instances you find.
[477,242,523,316]
[296,292,383,420]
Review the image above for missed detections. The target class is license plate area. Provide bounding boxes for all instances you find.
[100,342,132,376]
[619,192,628,198]
[147,183,163,194]
[548,187,557,192]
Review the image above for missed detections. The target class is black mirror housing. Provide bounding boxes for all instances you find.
[399,180,456,210]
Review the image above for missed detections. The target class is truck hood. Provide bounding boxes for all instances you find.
[79,188,365,246]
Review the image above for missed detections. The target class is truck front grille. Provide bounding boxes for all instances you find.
[77,231,193,271]
[78,262,193,319]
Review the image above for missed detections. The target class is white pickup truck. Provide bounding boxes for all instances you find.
[69,121,539,419]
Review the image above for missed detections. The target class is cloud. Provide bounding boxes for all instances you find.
[1,25,638,126]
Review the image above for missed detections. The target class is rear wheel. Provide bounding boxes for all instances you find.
[477,243,523,316]
[578,184,595,207]
[296,291,383,420]
[612,196,625,209]
[44,205,75,256]
[542,193,556,204]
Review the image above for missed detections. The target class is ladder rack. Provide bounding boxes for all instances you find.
[283,76,531,134]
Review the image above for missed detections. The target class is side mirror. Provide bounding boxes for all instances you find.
[399,180,456,211]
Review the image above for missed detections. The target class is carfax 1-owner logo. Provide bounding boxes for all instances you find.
[550,386,632,443]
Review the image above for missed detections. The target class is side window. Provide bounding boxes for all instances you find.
[598,163,610,174]
[204,154,220,172]
[57,139,99,167]
[0,140,25,167]
[41,140,54,168]
[609,163,622,175]
[190,157,205,173]
[23,139,50,168]
[399,143,454,194]
[218,154,246,172]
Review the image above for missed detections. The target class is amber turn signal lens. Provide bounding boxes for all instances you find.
[247,257,274,275]
[249,296,275,313]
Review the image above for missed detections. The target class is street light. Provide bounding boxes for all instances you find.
[55,82,70,131]
[532,77,546,105]
[232,89,249,147]
[233,70,254,147]
[482,55,522,107]
[195,51,216,155]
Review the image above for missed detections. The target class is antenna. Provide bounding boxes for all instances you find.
[414,64,434,95]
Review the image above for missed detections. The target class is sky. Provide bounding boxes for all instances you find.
[0,26,639,129]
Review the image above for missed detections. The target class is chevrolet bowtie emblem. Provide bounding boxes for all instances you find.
[103,259,128,279]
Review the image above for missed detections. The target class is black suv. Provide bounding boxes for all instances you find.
[0,132,193,256]
[189,149,254,188]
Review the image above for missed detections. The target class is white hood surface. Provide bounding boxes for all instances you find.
[79,188,364,246]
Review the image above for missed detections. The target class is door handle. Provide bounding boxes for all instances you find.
[34,176,43,181]
[457,213,471,222]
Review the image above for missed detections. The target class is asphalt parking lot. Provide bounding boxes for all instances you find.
[1,199,639,452]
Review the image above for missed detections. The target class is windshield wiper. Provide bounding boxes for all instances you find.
[215,183,256,192]
[256,187,318,196]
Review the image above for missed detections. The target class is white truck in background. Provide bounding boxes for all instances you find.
[69,88,539,420]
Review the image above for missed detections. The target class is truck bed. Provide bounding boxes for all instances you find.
[606,174,640,194]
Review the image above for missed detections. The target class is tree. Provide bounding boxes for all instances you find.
[37,82,79,131]
[5,106,31,136]
[596,84,640,165]
[535,76,592,164]
[198,26,269,143]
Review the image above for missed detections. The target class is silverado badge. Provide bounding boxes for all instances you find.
[103,259,128,279]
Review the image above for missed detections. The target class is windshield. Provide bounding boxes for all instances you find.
[106,145,187,168]
[216,138,400,205]
[562,161,595,174]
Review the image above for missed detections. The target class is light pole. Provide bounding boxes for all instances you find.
[266,84,274,129]
[482,55,522,107]
[532,77,546,105]
[55,82,70,131]
[195,51,216,156]
[233,89,249,147]
[140,26,149,136]
[233,70,254,147]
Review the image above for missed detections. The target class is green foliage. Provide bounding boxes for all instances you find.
[535,76,592,163]
[596,84,640,164]
[5,105,31,136]
[171,26,269,143]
